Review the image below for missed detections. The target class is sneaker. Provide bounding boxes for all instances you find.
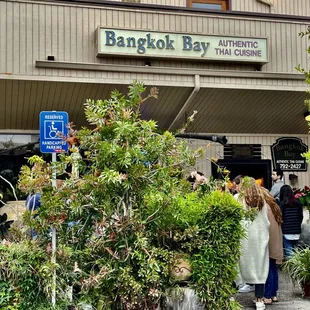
[256,301,266,310]
[238,284,255,293]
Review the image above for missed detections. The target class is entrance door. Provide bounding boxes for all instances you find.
[211,159,272,190]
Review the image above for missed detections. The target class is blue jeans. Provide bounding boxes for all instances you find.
[283,236,299,258]
[264,258,278,298]
[255,284,265,298]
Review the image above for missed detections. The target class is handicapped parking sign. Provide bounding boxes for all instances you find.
[40,111,69,153]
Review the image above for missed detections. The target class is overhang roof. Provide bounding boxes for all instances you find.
[0,79,308,134]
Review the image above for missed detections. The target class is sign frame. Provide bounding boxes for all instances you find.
[270,137,308,172]
[96,26,269,64]
[39,111,69,153]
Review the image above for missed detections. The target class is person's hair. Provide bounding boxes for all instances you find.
[241,177,265,210]
[260,187,283,225]
[195,171,204,177]
[273,168,283,179]
[187,171,204,184]
[241,178,283,224]
[232,174,244,185]
[279,185,297,206]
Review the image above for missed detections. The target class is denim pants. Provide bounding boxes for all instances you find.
[255,284,265,298]
[283,236,299,258]
[264,258,278,298]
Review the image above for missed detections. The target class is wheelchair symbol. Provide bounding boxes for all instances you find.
[44,121,63,140]
[48,123,58,138]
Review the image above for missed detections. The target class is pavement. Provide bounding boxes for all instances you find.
[236,270,310,309]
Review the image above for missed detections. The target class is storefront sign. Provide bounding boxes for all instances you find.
[97,28,268,63]
[271,137,308,171]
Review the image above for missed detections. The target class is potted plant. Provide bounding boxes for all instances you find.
[295,186,310,215]
[295,187,310,246]
[283,247,310,298]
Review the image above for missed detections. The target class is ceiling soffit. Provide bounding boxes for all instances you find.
[0,79,308,134]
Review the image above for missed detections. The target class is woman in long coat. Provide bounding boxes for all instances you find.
[238,178,270,310]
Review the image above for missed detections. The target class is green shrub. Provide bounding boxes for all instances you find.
[0,240,54,309]
[190,191,244,310]
[1,82,245,310]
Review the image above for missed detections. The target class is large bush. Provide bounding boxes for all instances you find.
[0,82,244,310]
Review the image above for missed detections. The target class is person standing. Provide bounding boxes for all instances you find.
[25,193,42,239]
[279,185,303,258]
[270,169,284,201]
[238,178,270,310]
[261,188,283,304]
[231,175,256,293]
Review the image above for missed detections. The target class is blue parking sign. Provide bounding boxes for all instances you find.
[40,111,69,153]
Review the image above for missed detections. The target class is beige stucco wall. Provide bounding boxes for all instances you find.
[188,134,310,189]
[0,0,309,83]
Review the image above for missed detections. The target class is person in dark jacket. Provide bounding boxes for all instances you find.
[25,193,42,239]
[279,185,303,258]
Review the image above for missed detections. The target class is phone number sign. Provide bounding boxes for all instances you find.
[271,137,308,171]
[39,111,69,153]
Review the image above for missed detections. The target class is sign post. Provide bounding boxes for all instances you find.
[39,111,69,306]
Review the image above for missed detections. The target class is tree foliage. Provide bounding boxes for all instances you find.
[1,81,244,310]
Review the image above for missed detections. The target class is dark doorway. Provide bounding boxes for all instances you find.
[0,142,46,203]
[211,159,272,190]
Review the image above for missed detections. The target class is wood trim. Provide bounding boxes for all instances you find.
[0,129,40,134]
[187,0,228,10]
[15,1,310,22]
[35,60,305,81]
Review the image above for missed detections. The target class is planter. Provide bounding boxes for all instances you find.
[302,207,310,224]
[300,222,310,248]
[165,287,204,310]
[0,200,26,222]
[303,283,310,298]
[170,255,192,283]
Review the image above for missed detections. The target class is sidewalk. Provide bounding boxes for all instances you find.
[236,270,310,309]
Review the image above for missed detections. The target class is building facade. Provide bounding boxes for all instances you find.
[0,0,310,188]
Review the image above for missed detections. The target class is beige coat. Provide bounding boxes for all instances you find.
[267,205,283,262]
[239,203,270,284]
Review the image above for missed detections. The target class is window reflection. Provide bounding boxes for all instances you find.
[192,3,223,10]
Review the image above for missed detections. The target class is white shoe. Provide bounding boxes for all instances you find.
[238,284,255,293]
[256,301,266,310]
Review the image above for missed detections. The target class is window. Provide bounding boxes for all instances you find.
[187,0,229,10]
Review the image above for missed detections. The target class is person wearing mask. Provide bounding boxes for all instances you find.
[279,185,303,258]
[270,169,284,201]
[261,188,283,304]
[238,177,270,310]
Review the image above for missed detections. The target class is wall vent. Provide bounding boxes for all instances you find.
[224,144,262,159]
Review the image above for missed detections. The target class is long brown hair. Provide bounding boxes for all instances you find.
[260,187,283,225]
[240,177,265,210]
[239,178,283,225]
